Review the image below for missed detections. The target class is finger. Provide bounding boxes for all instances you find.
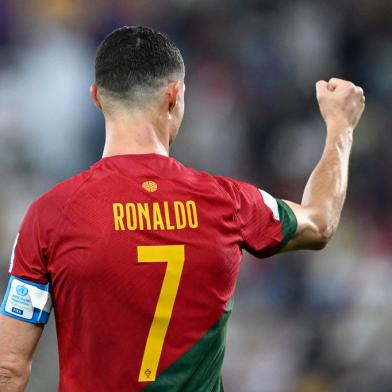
[316,80,329,98]
[327,83,336,92]
[356,86,364,95]
[329,78,355,92]
[328,77,342,90]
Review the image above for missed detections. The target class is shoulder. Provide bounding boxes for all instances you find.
[174,160,237,197]
[212,175,260,209]
[174,160,257,208]
[30,167,95,218]
[16,167,96,258]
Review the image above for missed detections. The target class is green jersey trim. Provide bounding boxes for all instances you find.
[143,299,234,392]
[276,199,298,248]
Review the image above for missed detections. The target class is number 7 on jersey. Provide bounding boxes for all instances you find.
[137,245,185,382]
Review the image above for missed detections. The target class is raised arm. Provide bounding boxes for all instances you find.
[282,78,365,251]
[0,314,43,391]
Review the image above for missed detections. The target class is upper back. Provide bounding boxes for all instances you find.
[48,154,241,390]
[9,153,296,391]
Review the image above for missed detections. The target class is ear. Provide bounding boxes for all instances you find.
[90,83,102,111]
[166,81,181,114]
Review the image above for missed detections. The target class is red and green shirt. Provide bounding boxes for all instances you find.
[1,154,297,391]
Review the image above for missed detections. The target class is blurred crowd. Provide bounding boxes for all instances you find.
[1,1,392,391]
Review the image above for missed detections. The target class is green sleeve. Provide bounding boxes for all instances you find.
[276,199,298,249]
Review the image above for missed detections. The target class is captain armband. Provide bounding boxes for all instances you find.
[0,276,52,324]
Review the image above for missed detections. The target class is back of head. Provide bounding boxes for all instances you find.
[95,26,185,111]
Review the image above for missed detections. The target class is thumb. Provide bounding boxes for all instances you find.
[327,78,338,92]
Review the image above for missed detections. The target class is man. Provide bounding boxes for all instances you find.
[0,26,364,392]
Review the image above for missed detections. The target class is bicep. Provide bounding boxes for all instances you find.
[0,314,44,364]
[280,200,328,252]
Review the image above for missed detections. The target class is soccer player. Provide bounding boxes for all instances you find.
[0,26,364,392]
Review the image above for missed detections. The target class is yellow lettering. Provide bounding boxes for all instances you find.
[125,203,137,230]
[113,201,199,231]
[186,201,198,228]
[113,203,125,231]
[153,203,165,230]
[174,201,186,229]
[137,245,185,381]
[137,203,152,231]
[163,202,175,230]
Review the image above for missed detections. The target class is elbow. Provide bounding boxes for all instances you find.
[307,207,338,250]
[313,224,335,250]
[0,359,30,390]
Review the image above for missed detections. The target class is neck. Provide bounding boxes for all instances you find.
[102,112,170,158]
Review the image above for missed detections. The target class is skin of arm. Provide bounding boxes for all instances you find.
[282,78,365,251]
[0,314,44,392]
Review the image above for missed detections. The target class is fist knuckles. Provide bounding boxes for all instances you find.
[316,77,365,129]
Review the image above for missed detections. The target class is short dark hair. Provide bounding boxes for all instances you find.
[95,26,185,101]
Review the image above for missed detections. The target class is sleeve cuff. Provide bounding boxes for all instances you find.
[277,199,298,249]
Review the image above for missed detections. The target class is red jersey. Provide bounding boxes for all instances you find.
[1,154,297,391]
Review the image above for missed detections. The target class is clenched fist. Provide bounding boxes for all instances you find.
[316,78,365,131]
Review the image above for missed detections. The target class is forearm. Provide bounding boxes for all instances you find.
[281,78,364,252]
[0,315,44,392]
[302,123,353,237]
[0,360,30,392]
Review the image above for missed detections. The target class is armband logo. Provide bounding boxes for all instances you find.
[16,285,28,297]
[12,307,23,315]
[0,276,52,324]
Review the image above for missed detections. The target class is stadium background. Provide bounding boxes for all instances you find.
[0,1,391,391]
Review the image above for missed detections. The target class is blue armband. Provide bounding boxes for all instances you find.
[0,276,52,324]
